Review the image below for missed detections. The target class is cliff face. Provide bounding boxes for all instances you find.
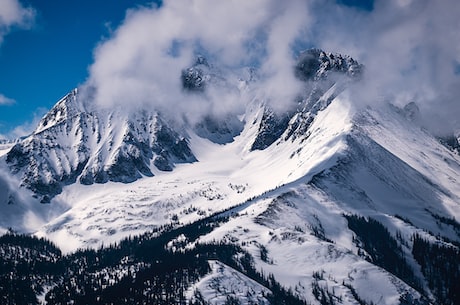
[5,89,196,202]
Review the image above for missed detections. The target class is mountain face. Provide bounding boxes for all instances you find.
[5,89,196,202]
[1,49,459,305]
[251,49,361,151]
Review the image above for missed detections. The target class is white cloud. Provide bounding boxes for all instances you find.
[0,93,15,105]
[309,0,460,134]
[258,1,310,112]
[0,0,35,44]
[0,108,44,140]
[84,0,460,134]
[7,107,47,139]
[84,0,312,122]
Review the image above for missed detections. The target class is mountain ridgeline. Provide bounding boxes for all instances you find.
[5,49,361,202]
[5,90,196,202]
[0,48,459,305]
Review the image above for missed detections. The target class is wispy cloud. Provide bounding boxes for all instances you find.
[309,0,460,134]
[0,93,15,105]
[3,107,47,139]
[0,0,35,44]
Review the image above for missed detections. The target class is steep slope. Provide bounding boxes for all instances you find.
[32,85,352,252]
[186,95,460,304]
[186,260,271,304]
[4,89,196,202]
[251,49,361,151]
[1,49,459,304]
[1,49,360,204]
[190,99,460,304]
[313,104,460,240]
[33,91,460,304]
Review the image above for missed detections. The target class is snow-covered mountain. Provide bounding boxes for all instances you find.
[0,49,459,305]
[5,89,196,203]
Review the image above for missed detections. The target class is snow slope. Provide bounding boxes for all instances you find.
[0,49,459,304]
[186,260,271,304]
[194,184,423,305]
[4,89,196,203]
[34,92,352,253]
[29,91,460,303]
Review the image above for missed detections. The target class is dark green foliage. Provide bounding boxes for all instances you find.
[426,210,460,239]
[0,233,63,305]
[309,215,334,243]
[224,295,241,305]
[263,273,308,305]
[344,215,420,290]
[399,292,429,305]
[194,243,307,305]
[311,277,341,305]
[412,235,460,305]
[260,244,269,263]
[0,216,307,305]
[394,214,414,226]
[189,290,208,305]
[345,215,457,305]
[47,253,209,304]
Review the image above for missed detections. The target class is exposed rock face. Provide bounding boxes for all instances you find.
[4,49,362,201]
[295,48,362,81]
[251,49,362,151]
[5,90,196,202]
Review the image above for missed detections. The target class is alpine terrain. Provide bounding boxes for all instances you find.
[0,49,459,305]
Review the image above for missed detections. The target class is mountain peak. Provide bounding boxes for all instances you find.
[4,90,196,202]
[0,48,459,305]
[250,49,361,151]
[295,48,363,81]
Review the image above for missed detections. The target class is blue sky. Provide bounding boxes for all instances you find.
[0,0,159,138]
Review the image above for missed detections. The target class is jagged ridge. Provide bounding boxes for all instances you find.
[251,49,362,150]
[5,90,196,202]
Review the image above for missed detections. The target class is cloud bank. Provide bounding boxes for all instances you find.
[84,0,310,121]
[84,0,460,134]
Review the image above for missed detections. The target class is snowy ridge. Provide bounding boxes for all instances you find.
[187,260,271,304]
[0,143,13,157]
[0,49,459,304]
[194,184,425,305]
[4,90,196,202]
[34,94,351,253]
